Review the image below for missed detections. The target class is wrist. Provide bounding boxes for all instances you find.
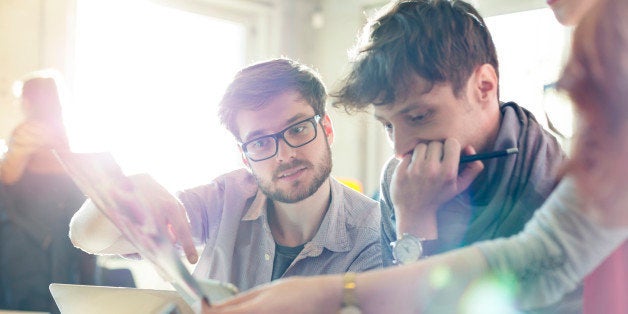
[338,272,361,314]
[396,209,438,240]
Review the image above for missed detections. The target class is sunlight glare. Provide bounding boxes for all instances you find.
[70,0,246,190]
[460,273,518,314]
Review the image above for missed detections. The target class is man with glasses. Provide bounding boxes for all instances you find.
[69,58,382,291]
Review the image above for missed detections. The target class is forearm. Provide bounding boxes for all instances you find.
[476,178,628,310]
[69,200,137,255]
[207,244,488,313]
[353,246,487,313]
[385,164,439,240]
[396,209,438,240]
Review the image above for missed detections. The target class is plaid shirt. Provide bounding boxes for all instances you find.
[178,169,382,291]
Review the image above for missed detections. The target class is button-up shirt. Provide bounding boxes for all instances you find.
[178,169,381,291]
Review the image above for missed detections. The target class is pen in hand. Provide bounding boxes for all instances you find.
[460,147,519,163]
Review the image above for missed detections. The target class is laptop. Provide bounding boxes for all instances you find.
[49,283,193,314]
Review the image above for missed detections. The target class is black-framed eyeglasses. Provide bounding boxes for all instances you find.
[240,114,322,162]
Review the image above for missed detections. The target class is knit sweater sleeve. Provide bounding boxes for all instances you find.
[476,177,628,310]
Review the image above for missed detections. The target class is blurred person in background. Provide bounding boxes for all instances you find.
[0,71,96,313]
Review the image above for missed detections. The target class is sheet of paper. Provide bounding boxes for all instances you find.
[49,283,194,314]
[54,151,227,307]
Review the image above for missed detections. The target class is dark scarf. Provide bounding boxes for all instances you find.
[460,102,566,245]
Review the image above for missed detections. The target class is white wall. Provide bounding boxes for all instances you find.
[309,0,394,196]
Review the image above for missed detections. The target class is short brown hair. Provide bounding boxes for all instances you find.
[332,0,498,111]
[218,58,327,140]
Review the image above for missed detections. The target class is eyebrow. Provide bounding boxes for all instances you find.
[243,113,310,142]
[373,103,425,121]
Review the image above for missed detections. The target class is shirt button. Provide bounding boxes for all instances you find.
[264,253,270,261]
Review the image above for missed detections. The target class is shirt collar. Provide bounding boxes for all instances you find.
[297,177,353,255]
[242,188,268,221]
[241,177,352,255]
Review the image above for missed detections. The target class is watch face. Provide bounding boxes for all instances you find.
[393,236,423,264]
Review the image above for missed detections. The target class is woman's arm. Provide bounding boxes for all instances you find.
[205,246,487,313]
[205,178,627,313]
[477,177,628,310]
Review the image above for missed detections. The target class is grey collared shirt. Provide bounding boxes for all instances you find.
[178,169,382,291]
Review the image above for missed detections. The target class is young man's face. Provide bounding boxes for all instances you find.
[235,90,333,203]
[373,75,491,159]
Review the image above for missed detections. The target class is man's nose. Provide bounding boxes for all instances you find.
[275,137,297,161]
[392,126,416,159]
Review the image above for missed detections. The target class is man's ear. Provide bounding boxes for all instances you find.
[238,145,251,169]
[321,114,334,145]
[471,64,498,106]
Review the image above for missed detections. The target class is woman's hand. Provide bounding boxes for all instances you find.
[202,276,340,314]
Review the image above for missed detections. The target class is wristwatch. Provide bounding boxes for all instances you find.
[338,272,361,314]
[391,233,423,265]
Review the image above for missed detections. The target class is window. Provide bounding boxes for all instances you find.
[68,0,278,290]
[485,8,573,148]
[69,0,257,190]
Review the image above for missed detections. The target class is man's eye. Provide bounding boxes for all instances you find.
[290,125,306,134]
[380,122,393,130]
[380,122,393,136]
[409,110,432,123]
[250,138,271,149]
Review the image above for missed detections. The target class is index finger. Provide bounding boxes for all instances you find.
[128,174,199,264]
[166,200,198,264]
[441,138,462,168]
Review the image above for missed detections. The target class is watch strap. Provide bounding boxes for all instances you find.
[420,238,441,257]
[338,272,361,314]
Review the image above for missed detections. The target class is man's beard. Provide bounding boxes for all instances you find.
[252,145,332,204]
